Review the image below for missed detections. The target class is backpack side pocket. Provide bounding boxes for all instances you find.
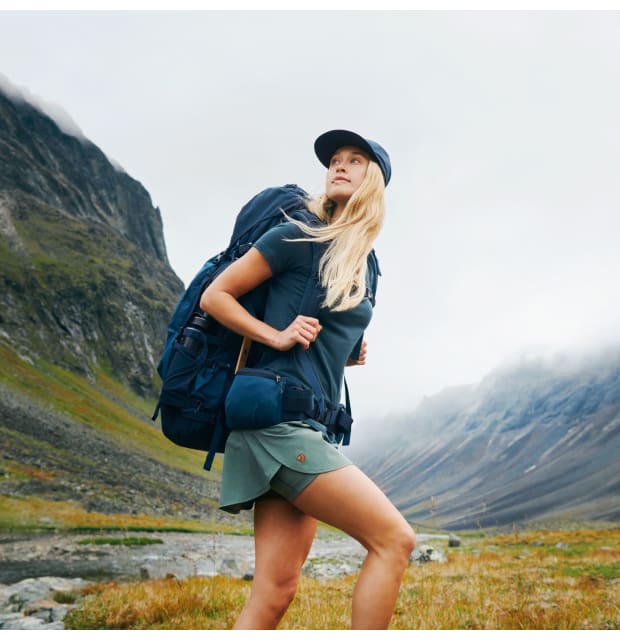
[225,368,285,430]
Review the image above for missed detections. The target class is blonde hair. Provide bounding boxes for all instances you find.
[289,161,385,312]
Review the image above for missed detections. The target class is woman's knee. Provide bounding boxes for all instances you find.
[373,518,416,567]
[253,573,299,617]
[274,576,299,611]
[393,521,416,558]
[400,524,417,557]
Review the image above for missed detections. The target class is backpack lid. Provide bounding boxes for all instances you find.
[229,184,310,246]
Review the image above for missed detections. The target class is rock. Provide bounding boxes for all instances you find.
[217,556,251,578]
[139,556,196,581]
[28,599,72,623]
[411,545,446,563]
[37,576,92,592]
[194,557,218,578]
[2,578,56,612]
[302,559,361,580]
[448,534,461,547]
[1,612,63,630]
[0,576,91,630]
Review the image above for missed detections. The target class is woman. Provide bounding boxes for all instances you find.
[200,129,416,630]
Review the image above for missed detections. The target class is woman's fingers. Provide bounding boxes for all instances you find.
[279,315,322,350]
[294,315,322,348]
[358,340,368,361]
[346,340,368,366]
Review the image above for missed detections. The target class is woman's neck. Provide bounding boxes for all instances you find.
[330,202,345,224]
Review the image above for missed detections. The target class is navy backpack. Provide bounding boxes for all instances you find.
[152,184,380,470]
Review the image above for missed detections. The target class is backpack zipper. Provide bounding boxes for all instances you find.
[236,368,281,383]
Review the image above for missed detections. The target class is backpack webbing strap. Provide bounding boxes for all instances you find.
[294,242,354,443]
[296,348,327,418]
[203,418,224,471]
[296,241,327,415]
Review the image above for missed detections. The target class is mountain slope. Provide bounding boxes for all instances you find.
[354,347,620,529]
[0,84,183,397]
[0,85,167,261]
[0,80,244,530]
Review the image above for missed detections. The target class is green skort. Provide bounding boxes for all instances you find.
[219,421,352,513]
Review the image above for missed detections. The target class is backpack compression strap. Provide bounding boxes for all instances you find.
[292,242,354,445]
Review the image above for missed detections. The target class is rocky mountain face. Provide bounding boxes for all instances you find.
[0,86,167,262]
[0,86,183,396]
[0,83,238,531]
[353,346,620,529]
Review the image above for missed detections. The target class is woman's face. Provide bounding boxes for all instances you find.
[325,145,370,205]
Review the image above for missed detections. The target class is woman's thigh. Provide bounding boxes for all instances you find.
[292,464,413,552]
[252,494,318,585]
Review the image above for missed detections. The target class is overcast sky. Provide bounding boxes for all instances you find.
[1,10,619,424]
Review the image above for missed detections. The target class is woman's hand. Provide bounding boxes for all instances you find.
[346,340,367,366]
[273,315,322,351]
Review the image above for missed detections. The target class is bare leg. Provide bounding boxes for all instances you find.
[293,465,416,629]
[234,495,317,630]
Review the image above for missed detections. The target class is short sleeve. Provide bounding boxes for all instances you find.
[254,222,311,276]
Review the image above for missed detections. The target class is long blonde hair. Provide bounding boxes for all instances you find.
[289,161,385,312]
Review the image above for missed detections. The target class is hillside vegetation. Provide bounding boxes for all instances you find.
[0,340,248,532]
[1,191,181,398]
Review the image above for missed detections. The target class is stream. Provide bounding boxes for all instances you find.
[0,530,447,584]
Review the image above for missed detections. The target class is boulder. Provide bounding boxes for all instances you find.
[411,545,447,563]
[0,576,91,631]
[448,534,461,547]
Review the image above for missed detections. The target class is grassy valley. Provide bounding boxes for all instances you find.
[63,528,620,630]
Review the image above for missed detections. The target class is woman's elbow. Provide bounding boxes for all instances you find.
[199,287,216,314]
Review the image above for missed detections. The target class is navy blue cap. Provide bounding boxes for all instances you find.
[314,129,391,186]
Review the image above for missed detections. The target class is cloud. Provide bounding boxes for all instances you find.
[0,71,85,140]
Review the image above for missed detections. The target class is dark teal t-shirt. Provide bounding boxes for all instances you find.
[253,222,373,410]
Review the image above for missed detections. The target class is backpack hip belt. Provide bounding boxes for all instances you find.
[281,385,353,445]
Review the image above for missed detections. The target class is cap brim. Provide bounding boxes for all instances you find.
[314,129,378,168]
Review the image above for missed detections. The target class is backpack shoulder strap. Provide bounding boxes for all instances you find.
[366,248,381,307]
[295,241,327,416]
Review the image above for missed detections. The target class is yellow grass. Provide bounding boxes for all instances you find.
[0,495,247,534]
[64,529,620,630]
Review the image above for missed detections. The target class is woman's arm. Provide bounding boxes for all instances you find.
[200,247,321,351]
